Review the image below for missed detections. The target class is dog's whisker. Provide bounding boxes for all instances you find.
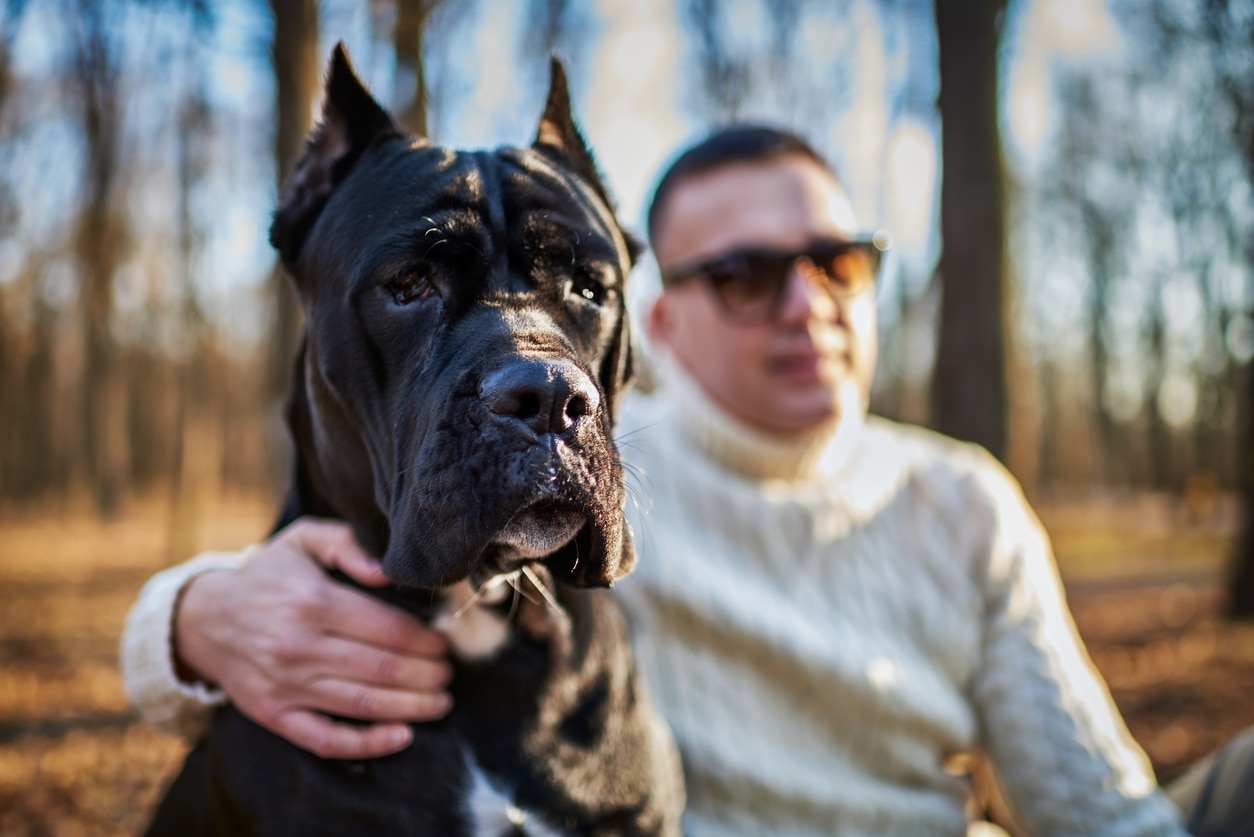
[452,592,484,619]
[452,570,521,619]
[613,421,659,445]
[521,565,561,612]
[506,582,523,620]
[506,572,542,607]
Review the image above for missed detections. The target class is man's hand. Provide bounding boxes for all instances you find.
[174,518,452,759]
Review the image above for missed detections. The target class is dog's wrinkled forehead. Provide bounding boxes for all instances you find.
[293,142,630,304]
[271,44,641,296]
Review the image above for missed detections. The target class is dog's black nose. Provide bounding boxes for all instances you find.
[480,360,600,438]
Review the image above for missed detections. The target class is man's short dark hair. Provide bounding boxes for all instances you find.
[645,125,837,247]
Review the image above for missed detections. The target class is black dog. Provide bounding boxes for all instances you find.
[145,44,683,836]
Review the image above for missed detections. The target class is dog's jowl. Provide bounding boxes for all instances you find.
[145,43,683,837]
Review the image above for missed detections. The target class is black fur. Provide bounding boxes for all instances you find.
[145,43,682,836]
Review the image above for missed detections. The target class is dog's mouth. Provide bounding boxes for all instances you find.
[383,423,630,589]
[478,499,587,577]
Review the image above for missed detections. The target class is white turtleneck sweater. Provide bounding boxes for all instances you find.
[120,375,1188,837]
[611,369,1186,837]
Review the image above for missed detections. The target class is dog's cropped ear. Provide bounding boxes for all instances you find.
[270,42,404,269]
[533,59,642,260]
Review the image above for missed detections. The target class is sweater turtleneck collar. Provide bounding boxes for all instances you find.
[655,354,866,482]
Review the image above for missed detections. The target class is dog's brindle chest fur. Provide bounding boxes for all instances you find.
[145,45,682,836]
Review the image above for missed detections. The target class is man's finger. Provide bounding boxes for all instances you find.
[313,635,453,691]
[282,517,390,588]
[272,710,413,760]
[302,679,453,724]
[317,583,450,658]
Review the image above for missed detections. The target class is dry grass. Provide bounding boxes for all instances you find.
[0,489,1250,834]
[0,489,274,837]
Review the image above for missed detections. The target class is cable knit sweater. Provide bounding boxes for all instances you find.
[611,370,1187,837]
[120,376,1189,837]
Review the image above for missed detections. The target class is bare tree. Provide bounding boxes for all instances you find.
[391,0,435,135]
[683,0,751,121]
[266,0,319,407]
[1197,0,1254,617]
[72,0,129,515]
[0,0,27,504]
[167,66,217,562]
[931,0,1009,461]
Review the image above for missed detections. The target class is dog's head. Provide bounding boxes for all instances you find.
[271,44,639,590]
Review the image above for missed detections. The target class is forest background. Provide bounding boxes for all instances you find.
[0,1,1252,834]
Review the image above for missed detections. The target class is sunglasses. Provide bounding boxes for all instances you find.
[660,236,884,325]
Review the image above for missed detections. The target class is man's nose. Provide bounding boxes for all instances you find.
[776,259,839,324]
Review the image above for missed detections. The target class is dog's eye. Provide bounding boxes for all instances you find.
[569,271,608,306]
[387,269,435,306]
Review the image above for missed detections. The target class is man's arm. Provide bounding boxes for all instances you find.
[969,461,1188,836]
[120,518,453,759]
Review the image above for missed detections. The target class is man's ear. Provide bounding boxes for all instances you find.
[270,42,404,270]
[646,293,673,349]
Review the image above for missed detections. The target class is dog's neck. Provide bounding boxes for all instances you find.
[434,565,570,661]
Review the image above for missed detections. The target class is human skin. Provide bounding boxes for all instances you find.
[647,154,878,435]
[175,519,453,759]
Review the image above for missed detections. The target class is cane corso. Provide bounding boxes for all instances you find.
[146,44,683,836]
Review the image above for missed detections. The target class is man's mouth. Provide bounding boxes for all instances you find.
[771,349,847,382]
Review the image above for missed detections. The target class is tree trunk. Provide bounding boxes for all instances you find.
[74,1,127,516]
[931,0,1008,462]
[392,0,432,136]
[1209,0,1254,618]
[1232,355,1254,617]
[266,0,319,403]
[263,0,319,493]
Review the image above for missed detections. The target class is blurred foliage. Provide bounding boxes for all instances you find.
[0,2,1252,833]
[0,0,1249,516]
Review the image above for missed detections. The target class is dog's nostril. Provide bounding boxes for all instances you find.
[481,360,599,438]
[516,392,542,421]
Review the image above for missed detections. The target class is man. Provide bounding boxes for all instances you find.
[124,127,1246,835]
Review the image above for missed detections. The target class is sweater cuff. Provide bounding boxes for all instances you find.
[120,548,255,739]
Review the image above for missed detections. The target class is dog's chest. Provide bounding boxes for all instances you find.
[434,577,516,660]
[464,757,568,837]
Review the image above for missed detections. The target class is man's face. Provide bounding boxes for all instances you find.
[649,155,877,436]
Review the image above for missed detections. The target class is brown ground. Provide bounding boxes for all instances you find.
[0,490,1250,836]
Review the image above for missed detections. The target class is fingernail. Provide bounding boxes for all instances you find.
[390,726,412,748]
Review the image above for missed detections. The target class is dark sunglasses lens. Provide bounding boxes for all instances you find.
[818,244,878,294]
[707,254,788,320]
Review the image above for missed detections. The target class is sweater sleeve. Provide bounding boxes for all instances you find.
[119,548,254,739]
[969,462,1189,837]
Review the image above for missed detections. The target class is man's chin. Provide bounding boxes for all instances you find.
[762,379,865,436]
[749,395,839,436]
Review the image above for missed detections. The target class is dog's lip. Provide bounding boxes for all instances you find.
[492,499,587,559]
[467,499,588,584]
